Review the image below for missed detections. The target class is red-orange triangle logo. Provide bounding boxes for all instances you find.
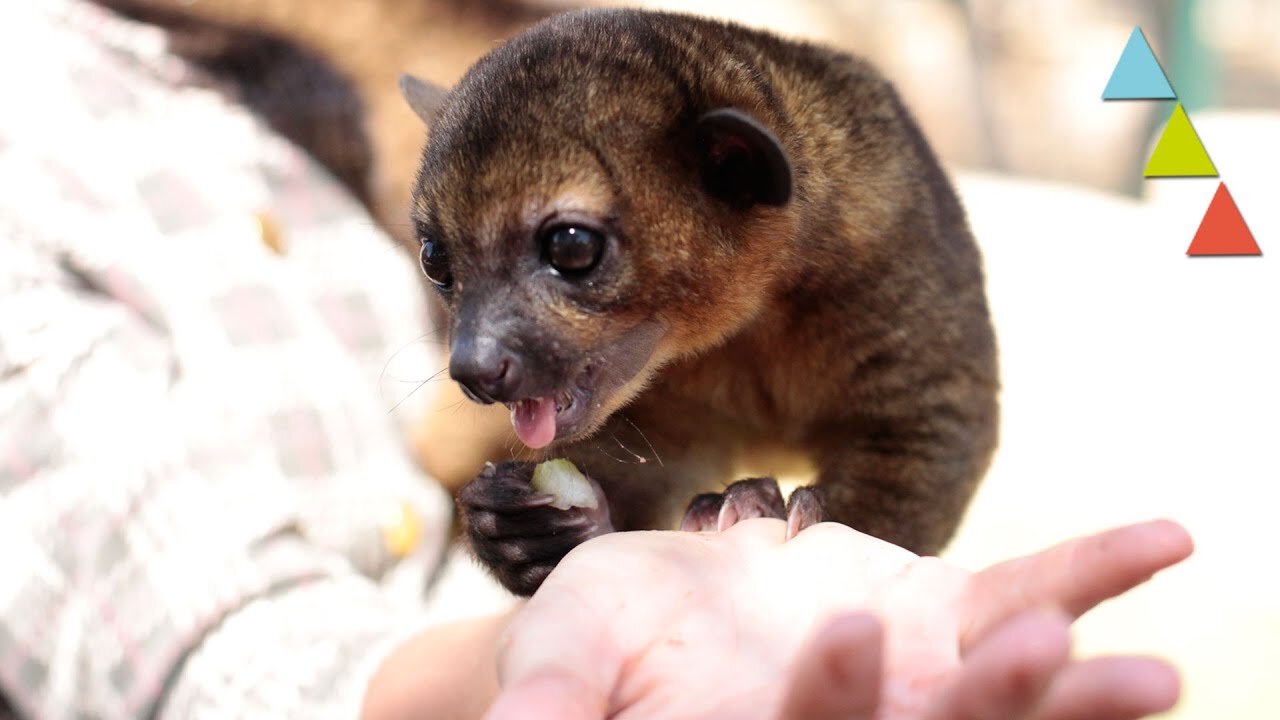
[1187,182,1262,256]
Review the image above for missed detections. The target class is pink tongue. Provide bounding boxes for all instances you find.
[511,397,557,449]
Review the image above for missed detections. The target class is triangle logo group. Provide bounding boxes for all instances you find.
[1102,26,1261,256]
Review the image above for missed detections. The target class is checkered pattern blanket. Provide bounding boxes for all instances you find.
[0,1,456,717]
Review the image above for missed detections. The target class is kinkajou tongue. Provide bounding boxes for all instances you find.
[511,396,557,449]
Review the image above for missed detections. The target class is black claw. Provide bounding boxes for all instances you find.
[508,563,555,596]
[458,460,608,596]
[785,485,825,539]
[681,477,787,533]
[719,477,786,527]
[469,508,592,540]
[681,493,725,531]
[458,463,558,512]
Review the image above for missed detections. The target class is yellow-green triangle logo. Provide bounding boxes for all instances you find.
[1144,104,1218,177]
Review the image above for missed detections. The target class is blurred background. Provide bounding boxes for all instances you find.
[100,0,1280,236]
[618,0,1280,196]
[53,1,1280,718]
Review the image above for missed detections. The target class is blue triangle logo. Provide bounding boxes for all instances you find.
[1102,27,1177,100]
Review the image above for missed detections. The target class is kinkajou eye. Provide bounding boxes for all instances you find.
[419,238,454,291]
[542,225,605,276]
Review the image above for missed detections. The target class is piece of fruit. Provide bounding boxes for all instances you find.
[530,458,598,510]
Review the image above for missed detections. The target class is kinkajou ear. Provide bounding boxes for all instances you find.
[694,108,792,209]
[399,73,449,124]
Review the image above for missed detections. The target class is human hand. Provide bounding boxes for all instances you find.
[779,608,1178,720]
[486,518,1192,719]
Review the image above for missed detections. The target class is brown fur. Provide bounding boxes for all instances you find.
[99,3,998,579]
[412,8,1000,577]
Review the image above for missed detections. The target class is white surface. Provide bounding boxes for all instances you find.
[946,111,1279,720]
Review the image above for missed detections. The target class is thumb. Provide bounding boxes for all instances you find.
[485,584,623,720]
[485,667,607,720]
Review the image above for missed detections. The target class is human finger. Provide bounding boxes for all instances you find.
[961,520,1192,651]
[922,611,1071,720]
[485,668,606,720]
[1032,656,1180,720]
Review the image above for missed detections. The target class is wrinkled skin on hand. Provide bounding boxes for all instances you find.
[488,519,1192,720]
